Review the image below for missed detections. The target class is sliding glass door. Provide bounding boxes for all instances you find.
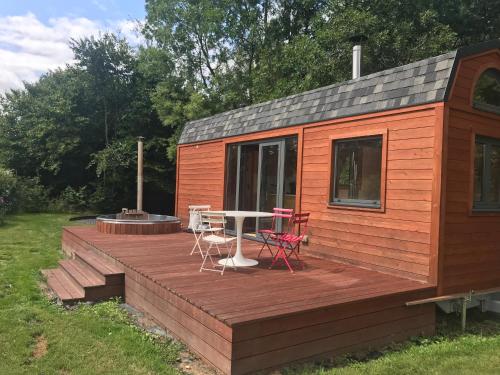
[257,142,281,231]
[224,136,297,235]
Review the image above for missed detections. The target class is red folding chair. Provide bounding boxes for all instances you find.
[257,208,294,258]
[270,212,309,273]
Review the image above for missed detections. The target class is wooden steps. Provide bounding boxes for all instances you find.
[42,250,124,304]
[43,269,85,302]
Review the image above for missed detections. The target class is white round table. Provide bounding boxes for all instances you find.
[217,211,273,267]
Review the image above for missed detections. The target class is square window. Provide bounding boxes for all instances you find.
[331,136,383,208]
[474,135,500,211]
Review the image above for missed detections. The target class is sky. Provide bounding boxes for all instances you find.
[0,0,147,93]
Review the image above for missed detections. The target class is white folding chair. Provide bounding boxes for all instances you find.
[199,211,237,275]
[188,205,211,257]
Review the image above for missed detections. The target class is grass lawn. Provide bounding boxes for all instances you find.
[1,213,500,375]
[0,213,181,375]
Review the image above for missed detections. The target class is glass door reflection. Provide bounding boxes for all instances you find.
[224,136,297,236]
[257,142,281,232]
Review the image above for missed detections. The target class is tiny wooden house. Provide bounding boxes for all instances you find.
[176,40,500,296]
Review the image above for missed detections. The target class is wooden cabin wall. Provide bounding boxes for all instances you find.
[176,140,225,225]
[176,106,441,283]
[440,50,500,294]
[300,106,441,283]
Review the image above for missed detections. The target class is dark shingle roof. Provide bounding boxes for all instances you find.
[179,40,500,145]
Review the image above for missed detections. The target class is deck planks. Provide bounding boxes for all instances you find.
[63,226,435,374]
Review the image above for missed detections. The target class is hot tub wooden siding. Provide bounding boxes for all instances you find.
[96,219,181,235]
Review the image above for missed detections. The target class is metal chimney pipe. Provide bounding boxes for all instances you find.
[137,136,144,212]
[352,45,362,79]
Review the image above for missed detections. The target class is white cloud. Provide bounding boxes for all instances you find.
[111,19,145,46]
[0,12,144,94]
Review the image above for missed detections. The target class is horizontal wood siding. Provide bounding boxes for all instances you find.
[176,106,441,282]
[232,295,434,374]
[176,141,225,224]
[301,108,438,282]
[96,220,180,235]
[441,50,500,294]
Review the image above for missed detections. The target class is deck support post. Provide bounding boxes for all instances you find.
[461,292,473,332]
[461,297,467,331]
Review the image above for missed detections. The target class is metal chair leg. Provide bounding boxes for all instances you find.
[220,243,236,275]
[258,234,275,258]
[269,240,299,273]
[199,244,210,272]
[191,232,203,257]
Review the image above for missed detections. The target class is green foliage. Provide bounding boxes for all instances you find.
[314,1,458,77]
[141,0,500,152]
[0,169,49,222]
[49,186,90,213]
[150,84,212,160]
[0,214,181,374]
[1,2,500,215]
[0,168,16,223]
[14,176,49,213]
[71,34,137,147]
[0,33,175,214]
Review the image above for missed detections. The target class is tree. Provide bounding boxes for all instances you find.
[0,67,97,193]
[71,34,137,147]
[2,1,500,214]
[0,34,176,213]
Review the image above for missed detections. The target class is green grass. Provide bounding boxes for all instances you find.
[2,214,500,375]
[284,296,500,375]
[0,214,181,375]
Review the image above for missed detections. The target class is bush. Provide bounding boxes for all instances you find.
[49,186,90,213]
[0,169,52,221]
[15,176,49,212]
[0,198,6,224]
[0,169,17,223]
[0,168,97,216]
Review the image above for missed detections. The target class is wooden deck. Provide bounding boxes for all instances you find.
[62,226,436,374]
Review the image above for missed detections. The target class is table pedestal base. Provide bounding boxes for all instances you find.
[218,257,258,267]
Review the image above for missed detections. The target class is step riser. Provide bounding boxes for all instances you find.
[85,285,124,302]
[43,269,84,304]
[51,266,124,302]
[73,255,124,286]
[45,246,125,304]
[57,260,125,302]
[58,263,86,295]
[47,286,83,303]
[76,257,106,284]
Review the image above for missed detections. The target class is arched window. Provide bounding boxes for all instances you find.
[473,68,500,114]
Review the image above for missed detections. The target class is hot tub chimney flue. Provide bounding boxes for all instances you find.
[137,136,144,212]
